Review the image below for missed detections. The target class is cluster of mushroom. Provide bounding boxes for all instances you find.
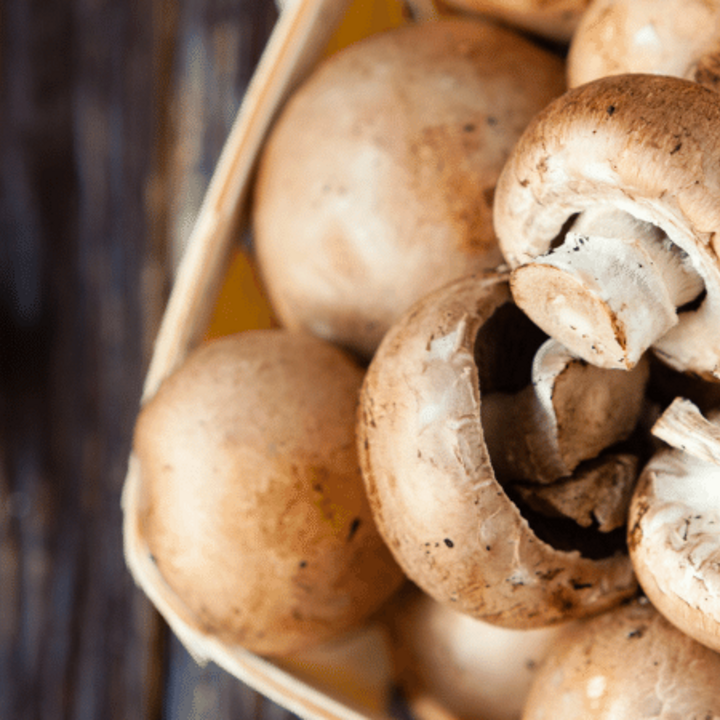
[132,14,571,662]
[131,3,720,718]
[370,27,720,719]
[360,270,720,717]
[353,7,720,717]
[485,39,720,720]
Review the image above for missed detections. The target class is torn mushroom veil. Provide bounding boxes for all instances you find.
[358,273,641,629]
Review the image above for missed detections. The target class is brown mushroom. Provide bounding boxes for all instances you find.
[522,596,720,719]
[133,330,405,657]
[386,584,575,720]
[358,272,638,629]
[628,397,720,653]
[252,18,565,359]
[568,0,720,91]
[493,73,720,379]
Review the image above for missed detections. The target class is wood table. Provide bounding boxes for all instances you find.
[0,0,299,716]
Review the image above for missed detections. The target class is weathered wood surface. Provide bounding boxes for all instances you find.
[0,0,299,717]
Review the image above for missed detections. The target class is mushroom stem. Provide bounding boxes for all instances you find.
[510,208,704,370]
[480,336,648,484]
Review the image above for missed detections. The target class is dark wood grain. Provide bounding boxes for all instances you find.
[0,0,299,717]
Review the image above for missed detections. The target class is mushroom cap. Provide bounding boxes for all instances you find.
[253,18,565,359]
[387,584,574,720]
[493,73,720,380]
[438,0,591,43]
[628,446,720,654]
[133,330,405,657]
[358,272,637,629]
[522,597,720,719]
[567,0,720,90]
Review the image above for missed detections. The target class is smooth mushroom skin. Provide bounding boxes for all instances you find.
[385,583,574,720]
[628,400,720,654]
[493,73,720,380]
[438,0,591,44]
[522,596,720,719]
[567,0,720,91]
[358,272,637,630]
[133,330,405,657]
[252,18,566,359]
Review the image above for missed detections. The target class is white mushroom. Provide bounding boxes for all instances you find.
[493,73,720,379]
[522,596,720,719]
[358,272,638,629]
[628,397,720,653]
[568,0,720,91]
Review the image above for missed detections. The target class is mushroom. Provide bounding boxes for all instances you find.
[252,18,565,359]
[481,335,648,484]
[385,583,576,720]
[437,0,592,44]
[358,271,638,629]
[493,73,720,379]
[567,0,720,91]
[627,397,720,653]
[132,330,405,657]
[522,596,720,719]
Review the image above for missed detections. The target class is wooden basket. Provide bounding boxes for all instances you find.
[121,0,450,717]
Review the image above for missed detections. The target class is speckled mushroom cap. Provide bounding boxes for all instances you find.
[357,272,637,629]
[493,74,720,380]
[252,18,565,359]
[521,597,720,719]
[567,0,720,90]
[133,330,405,657]
[628,445,720,654]
[439,0,591,44]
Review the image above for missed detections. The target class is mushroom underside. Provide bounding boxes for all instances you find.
[508,204,708,372]
[359,274,639,628]
[494,74,720,379]
[474,302,647,560]
[628,402,720,653]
